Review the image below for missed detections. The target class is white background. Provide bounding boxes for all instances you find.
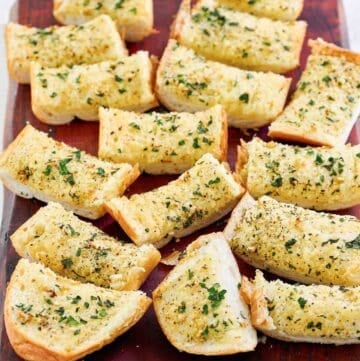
[0,0,359,220]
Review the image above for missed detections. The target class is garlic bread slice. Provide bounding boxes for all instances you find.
[156,40,290,129]
[171,0,307,73]
[5,259,151,361]
[241,271,360,344]
[225,193,360,286]
[153,233,257,355]
[11,202,160,290]
[269,38,360,146]
[211,0,304,21]
[54,0,154,42]
[237,137,360,211]
[106,153,244,248]
[6,15,127,83]
[31,51,158,125]
[98,105,227,174]
[0,125,140,219]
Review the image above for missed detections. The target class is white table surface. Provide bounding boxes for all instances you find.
[0,0,359,221]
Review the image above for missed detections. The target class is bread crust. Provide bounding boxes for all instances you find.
[309,37,360,65]
[4,259,152,361]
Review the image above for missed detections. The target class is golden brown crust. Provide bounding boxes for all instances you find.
[5,23,25,83]
[105,199,142,245]
[235,140,249,176]
[170,0,189,40]
[240,277,275,330]
[309,38,360,65]
[219,107,228,162]
[268,126,338,147]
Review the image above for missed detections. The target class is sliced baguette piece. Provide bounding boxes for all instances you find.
[225,193,360,286]
[30,51,158,125]
[11,202,160,290]
[237,137,360,211]
[106,153,244,248]
[210,0,304,21]
[6,15,127,84]
[241,270,360,344]
[156,40,291,129]
[153,232,257,355]
[98,105,227,174]
[269,38,360,146]
[0,125,140,219]
[5,259,151,361]
[53,0,154,42]
[171,0,307,74]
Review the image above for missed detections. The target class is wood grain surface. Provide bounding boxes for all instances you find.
[1,0,359,360]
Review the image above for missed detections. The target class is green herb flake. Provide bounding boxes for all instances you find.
[97,167,106,177]
[297,297,307,309]
[177,301,186,313]
[239,93,249,104]
[61,257,73,269]
[285,238,297,250]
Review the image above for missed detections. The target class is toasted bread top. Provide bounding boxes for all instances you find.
[11,202,160,290]
[227,194,360,286]
[242,271,360,344]
[153,233,257,355]
[0,125,139,218]
[98,105,227,174]
[269,38,360,146]
[5,259,151,361]
[238,137,360,210]
[6,15,127,83]
[156,40,291,128]
[171,0,307,73]
[30,51,158,124]
[106,153,243,247]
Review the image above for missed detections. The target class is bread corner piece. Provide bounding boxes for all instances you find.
[241,270,360,344]
[0,124,140,219]
[105,153,244,248]
[5,259,151,361]
[153,232,257,355]
[269,38,360,146]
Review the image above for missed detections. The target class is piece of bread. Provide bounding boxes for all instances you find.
[0,125,140,219]
[5,259,151,361]
[237,137,360,211]
[6,15,127,84]
[269,38,360,146]
[241,270,360,344]
[11,202,161,290]
[210,0,304,21]
[153,232,257,355]
[170,0,307,74]
[30,51,158,125]
[156,40,291,129]
[106,153,244,248]
[53,0,154,42]
[98,105,227,174]
[225,193,360,286]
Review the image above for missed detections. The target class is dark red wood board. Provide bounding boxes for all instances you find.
[1,0,359,360]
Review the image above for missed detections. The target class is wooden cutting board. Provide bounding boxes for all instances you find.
[1,1,359,360]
